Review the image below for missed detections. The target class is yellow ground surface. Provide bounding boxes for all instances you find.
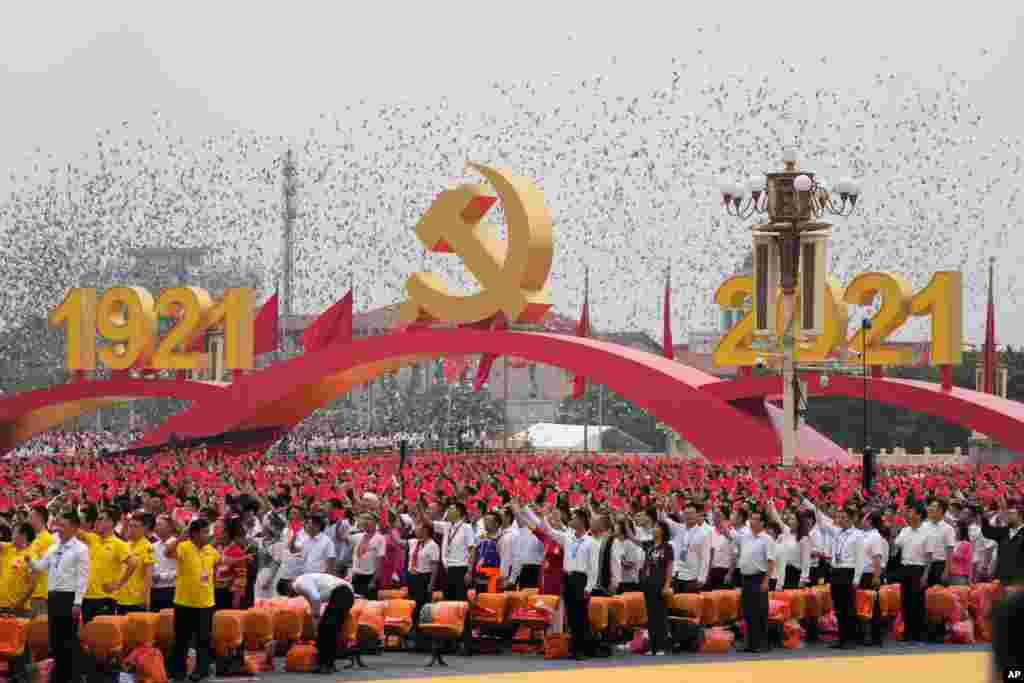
[378,651,992,683]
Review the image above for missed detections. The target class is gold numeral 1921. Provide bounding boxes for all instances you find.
[49,286,256,371]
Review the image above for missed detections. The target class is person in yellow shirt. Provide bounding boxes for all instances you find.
[27,506,55,617]
[0,523,37,617]
[80,509,131,623]
[166,518,219,682]
[110,514,155,614]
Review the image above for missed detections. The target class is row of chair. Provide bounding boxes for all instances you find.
[3,582,1003,672]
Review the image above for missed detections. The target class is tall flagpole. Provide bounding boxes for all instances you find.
[281,149,298,357]
[503,355,510,451]
[583,266,590,454]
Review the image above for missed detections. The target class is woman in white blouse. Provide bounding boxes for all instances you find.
[766,504,812,589]
[610,519,644,594]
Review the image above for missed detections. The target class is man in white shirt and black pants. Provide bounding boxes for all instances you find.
[289,573,355,674]
[548,508,597,660]
[27,510,90,683]
[805,500,862,650]
[718,509,774,653]
[924,499,956,588]
[431,503,475,602]
[894,503,932,643]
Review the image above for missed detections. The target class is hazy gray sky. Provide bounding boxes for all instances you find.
[2,2,1022,347]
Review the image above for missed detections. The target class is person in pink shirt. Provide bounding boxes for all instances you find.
[947,523,974,586]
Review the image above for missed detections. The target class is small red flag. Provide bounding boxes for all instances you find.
[472,314,509,392]
[303,289,353,353]
[571,270,590,400]
[253,292,279,354]
[663,266,674,359]
[983,259,996,394]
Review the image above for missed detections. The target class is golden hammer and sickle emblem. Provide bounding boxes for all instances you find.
[398,163,554,325]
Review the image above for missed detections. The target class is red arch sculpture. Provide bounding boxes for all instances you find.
[708,374,1024,456]
[0,379,231,454]
[135,330,783,463]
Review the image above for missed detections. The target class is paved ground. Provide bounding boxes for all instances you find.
[212,641,989,682]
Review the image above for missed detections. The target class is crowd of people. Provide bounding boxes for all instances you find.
[0,442,1021,679]
[3,430,143,459]
[5,428,502,460]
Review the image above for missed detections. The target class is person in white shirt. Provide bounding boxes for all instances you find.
[297,515,337,575]
[428,502,475,602]
[858,511,889,646]
[633,511,655,548]
[809,520,834,586]
[765,505,812,590]
[497,509,519,585]
[510,521,545,590]
[544,507,597,660]
[328,516,353,578]
[273,521,309,594]
[588,514,616,597]
[893,503,932,643]
[968,519,997,582]
[288,573,354,674]
[718,508,774,652]
[804,499,862,650]
[26,510,89,683]
[473,501,488,539]
[923,499,956,587]
[399,521,440,636]
[707,509,737,589]
[350,514,387,599]
[662,502,711,593]
[610,519,644,594]
[150,515,178,612]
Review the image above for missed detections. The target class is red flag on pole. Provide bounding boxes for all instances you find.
[253,292,279,354]
[983,258,996,394]
[663,265,674,359]
[571,269,590,400]
[472,314,509,392]
[302,290,353,352]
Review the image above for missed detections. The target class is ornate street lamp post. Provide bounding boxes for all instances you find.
[719,148,863,465]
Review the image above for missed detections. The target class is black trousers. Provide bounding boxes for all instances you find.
[82,596,116,624]
[48,592,79,683]
[831,568,856,646]
[316,585,355,669]
[706,567,730,590]
[170,604,213,680]
[740,572,769,650]
[900,565,927,642]
[927,562,946,588]
[407,573,431,633]
[562,572,590,656]
[352,573,378,600]
[784,565,803,590]
[444,566,468,602]
[151,587,175,613]
[517,565,541,590]
[116,604,146,615]
[672,578,701,594]
[215,587,235,611]
[811,560,831,586]
[858,574,884,644]
[616,582,641,595]
[642,582,670,654]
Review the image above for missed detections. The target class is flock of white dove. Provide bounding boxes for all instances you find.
[1,55,1020,358]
